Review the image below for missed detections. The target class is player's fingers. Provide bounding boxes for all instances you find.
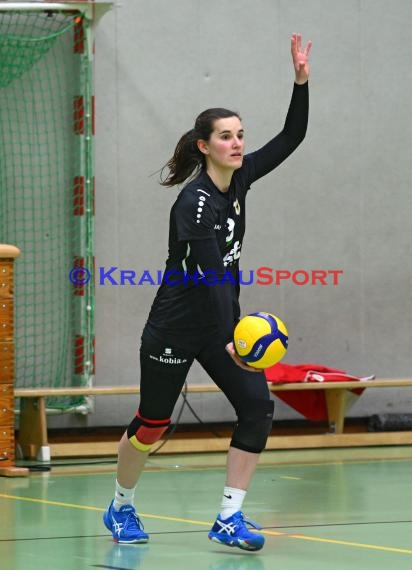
[291,33,298,54]
[304,40,313,57]
[225,342,235,355]
[296,33,302,52]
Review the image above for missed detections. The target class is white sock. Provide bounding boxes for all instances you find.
[113,479,136,511]
[219,486,246,520]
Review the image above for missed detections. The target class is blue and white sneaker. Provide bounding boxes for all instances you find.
[103,500,149,544]
[208,511,265,551]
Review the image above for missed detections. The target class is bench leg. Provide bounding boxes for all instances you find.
[18,397,48,460]
[325,389,347,434]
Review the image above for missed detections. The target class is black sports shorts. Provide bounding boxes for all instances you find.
[138,325,272,420]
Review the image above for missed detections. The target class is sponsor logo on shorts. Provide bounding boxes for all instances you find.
[149,348,188,365]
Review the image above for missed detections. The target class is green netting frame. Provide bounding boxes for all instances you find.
[0,9,95,410]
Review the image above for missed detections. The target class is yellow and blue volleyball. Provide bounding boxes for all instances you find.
[234,312,288,369]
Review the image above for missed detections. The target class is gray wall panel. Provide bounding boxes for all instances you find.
[49,0,412,429]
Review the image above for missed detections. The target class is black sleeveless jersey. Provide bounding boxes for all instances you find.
[147,82,308,346]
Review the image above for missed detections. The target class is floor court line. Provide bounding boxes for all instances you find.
[0,493,211,526]
[1,492,411,555]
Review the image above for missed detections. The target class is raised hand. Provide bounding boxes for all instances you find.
[291,33,312,84]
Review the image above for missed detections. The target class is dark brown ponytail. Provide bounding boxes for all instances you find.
[160,129,203,187]
[160,107,241,187]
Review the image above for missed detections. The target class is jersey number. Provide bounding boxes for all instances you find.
[223,240,242,267]
[226,218,235,244]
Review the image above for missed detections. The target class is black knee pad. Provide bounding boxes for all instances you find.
[230,399,275,454]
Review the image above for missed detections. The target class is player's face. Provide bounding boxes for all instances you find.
[203,116,245,171]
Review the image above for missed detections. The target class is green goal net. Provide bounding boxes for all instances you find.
[0,6,96,410]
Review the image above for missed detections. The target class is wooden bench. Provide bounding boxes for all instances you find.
[13,378,412,460]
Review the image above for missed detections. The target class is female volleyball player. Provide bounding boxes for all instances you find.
[104,33,312,551]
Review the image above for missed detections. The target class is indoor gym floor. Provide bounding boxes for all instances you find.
[0,446,411,570]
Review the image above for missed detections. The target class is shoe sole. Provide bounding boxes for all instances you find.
[114,537,149,544]
[208,534,264,551]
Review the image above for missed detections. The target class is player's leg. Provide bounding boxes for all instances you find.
[118,329,193,488]
[199,338,273,487]
[104,328,194,544]
[197,337,273,551]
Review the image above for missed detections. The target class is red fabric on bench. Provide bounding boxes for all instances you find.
[265,362,368,421]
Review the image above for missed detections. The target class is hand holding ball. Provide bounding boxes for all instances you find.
[234,312,288,369]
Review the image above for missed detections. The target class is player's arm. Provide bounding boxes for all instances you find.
[189,238,233,343]
[245,34,312,182]
[189,239,259,372]
[174,191,234,344]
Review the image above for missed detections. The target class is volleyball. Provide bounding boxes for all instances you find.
[234,312,288,369]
